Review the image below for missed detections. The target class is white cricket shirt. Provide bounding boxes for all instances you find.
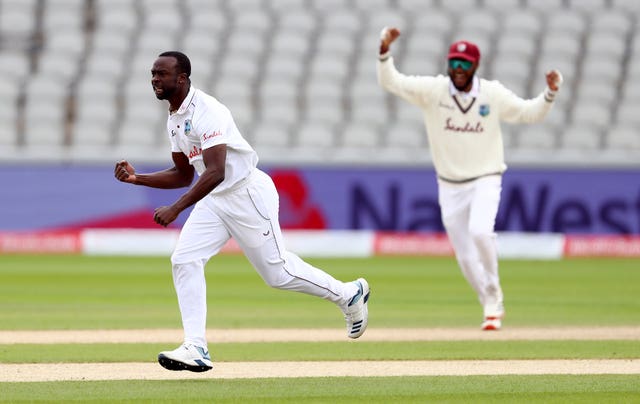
[378,56,555,182]
[167,86,258,194]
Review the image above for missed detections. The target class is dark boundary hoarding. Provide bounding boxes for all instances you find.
[1,165,638,235]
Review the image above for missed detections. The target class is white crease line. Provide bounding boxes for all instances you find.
[1,360,639,382]
[1,327,640,344]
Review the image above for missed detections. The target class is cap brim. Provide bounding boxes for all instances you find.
[447,52,477,62]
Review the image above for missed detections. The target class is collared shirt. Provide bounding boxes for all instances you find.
[449,76,480,100]
[167,86,258,194]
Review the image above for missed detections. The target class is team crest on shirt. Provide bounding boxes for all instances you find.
[184,119,192,136]
[479,104,490,117]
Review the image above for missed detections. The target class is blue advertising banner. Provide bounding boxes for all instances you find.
[268,167,640,235]
[2,165,638,234]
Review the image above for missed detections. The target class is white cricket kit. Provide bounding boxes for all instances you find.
[378,56,557,314]
[166,87,358,347]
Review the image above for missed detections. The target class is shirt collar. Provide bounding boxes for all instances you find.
[449,76,479,99]
[171,86,197,115]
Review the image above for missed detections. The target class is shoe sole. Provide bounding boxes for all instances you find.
[481,316,502,331]
[158,354,213,372]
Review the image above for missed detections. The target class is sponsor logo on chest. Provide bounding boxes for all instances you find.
[442,101,490,133]
[444,118,484,133]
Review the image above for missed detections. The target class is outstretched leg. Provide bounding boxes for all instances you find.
[216,170,370,338]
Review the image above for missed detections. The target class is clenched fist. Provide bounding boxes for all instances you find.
[114,160,137,184]
[545,69,563,92]
[380,27,401,54]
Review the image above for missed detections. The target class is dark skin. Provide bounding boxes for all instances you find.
[379,27,561,92]
[114,55,226,227]
[448,59,478,92]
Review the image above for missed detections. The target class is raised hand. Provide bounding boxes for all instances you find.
[545,69,563,92]
[380,26,401,54]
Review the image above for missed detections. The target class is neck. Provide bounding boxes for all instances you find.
[169,86,190,113]
[455,75,474,93]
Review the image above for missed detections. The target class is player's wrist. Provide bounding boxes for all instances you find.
[169,202,184,215]
[544,87,557,103]
[130,173,145,186]
[379,26,393,60]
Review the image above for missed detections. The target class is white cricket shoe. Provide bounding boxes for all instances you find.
[481,317,502,331]
[343,278,370,339]
[482,301,505,331]
[158,343,213,372]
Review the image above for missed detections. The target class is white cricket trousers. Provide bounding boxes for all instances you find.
[170,169,358,348]
[437,175,503,311]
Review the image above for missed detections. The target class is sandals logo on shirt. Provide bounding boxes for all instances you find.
[188,145,202,159]
[479,104,490,117]
[184,119,192,136]
[203,131,222,141]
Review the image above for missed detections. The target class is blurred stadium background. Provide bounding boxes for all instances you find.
[0,0,638,165]
[0,0,639,257]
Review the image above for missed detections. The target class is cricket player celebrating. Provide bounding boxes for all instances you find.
[377,27,562,330]
[115,51,370,372]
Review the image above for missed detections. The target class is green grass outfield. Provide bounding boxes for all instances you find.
[1,254,639,402]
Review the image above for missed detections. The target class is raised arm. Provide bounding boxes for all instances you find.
[497,69,564,124]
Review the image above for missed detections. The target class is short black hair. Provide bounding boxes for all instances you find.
[158,51,191,78]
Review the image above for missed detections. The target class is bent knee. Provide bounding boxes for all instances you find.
[469,227,494,243]
[171,254,189,267]
[254,264,294,289]
[456,256,477,271]
[261,271,290,289]
[170,254,207,270]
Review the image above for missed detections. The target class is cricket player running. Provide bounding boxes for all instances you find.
[115,51,370,372]
[377,27,562,330]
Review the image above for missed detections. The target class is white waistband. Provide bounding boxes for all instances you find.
[211,168,258,196]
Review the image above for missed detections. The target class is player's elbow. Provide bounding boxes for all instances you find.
[178,171,195,188]
[203,168,225,188]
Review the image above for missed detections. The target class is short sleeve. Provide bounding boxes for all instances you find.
[195,106,229,150]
